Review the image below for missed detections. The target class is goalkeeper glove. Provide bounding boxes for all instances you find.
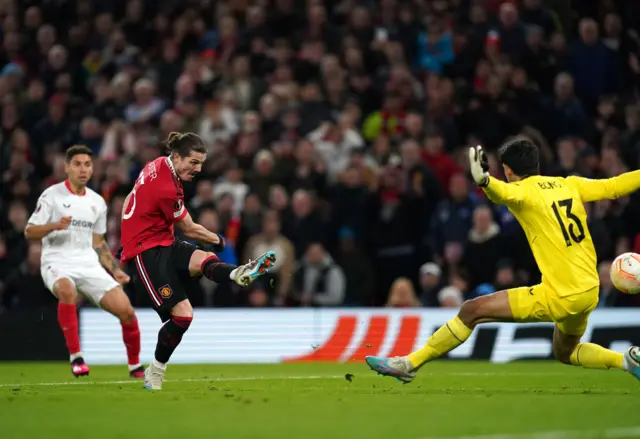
[468,145,490,187]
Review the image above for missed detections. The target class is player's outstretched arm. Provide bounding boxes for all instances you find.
[468,146,525,206]
[24,217,72,240]
[92,233,129,283]
[567,169,640,202]
[176,212,226,251]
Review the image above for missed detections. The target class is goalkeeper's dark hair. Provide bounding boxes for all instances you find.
[65,145,93,163]
[164,132,207,157]
[498,138,540,178]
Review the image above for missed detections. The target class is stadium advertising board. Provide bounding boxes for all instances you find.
[79,309,640,365]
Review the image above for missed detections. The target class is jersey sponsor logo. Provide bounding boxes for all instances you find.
[70,219,94,228]
[158,284,173,298]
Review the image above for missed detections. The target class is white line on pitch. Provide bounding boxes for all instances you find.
[0,371,612,388]
[418,426,640,439]
[0,374,347,388]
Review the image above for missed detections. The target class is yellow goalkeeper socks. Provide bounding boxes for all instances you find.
[407,316,473,369]
[569,343,624,370]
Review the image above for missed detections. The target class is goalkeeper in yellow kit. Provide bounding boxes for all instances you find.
[366,138,640,383]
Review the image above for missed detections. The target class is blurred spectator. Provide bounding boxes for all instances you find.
[438,286,464,308]
[244,210,295,304]
[418,262,444,307]
[494,259,518,291]
[284,189,326,257]
[570,18,617,112]
[334,227,374,306]
[431,173,477,259]
[464,205,504,290]
[2,242,56,312]
[292,242,346,307]
[386,277,421,308]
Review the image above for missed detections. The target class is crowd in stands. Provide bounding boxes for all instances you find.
[1,0,640,312]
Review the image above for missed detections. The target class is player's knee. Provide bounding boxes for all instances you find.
[190,250,217,276]
[118,306,137,324]
[552,344,574,365]
[54,280,77,304]
[458,297,483,328]
[171,300,193,319]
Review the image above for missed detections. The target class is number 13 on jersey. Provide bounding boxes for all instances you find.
[551,198,586,247]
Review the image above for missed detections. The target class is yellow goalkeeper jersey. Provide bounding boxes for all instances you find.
[482,170,640,297]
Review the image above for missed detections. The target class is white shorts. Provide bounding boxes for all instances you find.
[42,263,120,306]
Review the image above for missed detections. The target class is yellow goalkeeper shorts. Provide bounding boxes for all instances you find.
[507,283,599,336]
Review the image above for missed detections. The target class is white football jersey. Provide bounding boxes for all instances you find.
[28,181,108,267]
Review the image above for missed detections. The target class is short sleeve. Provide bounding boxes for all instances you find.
[160,195,188,223]
[93,199,108,234]
[28,194,53,225]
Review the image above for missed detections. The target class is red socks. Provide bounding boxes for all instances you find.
[58,303,81,356]
[121,318,141,366]
[59,302,141,367]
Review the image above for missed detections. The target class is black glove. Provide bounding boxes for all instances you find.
[212,233,226,253]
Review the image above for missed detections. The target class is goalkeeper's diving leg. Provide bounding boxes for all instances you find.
[365,290,640,383]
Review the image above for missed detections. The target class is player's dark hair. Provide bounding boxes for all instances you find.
[165,132,207,157]
[65,145,93,163]
[498,138,540,178]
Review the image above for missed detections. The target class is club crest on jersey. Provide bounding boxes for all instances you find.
[91,206,97,214]
[158,284,173,298]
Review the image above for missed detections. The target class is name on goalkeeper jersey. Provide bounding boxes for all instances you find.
[537,181,563,190]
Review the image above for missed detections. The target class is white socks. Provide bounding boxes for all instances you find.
[152,359,166,370]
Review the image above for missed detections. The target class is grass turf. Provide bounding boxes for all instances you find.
[0,362,638,439]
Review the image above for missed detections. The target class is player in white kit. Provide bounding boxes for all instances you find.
[24,145,144,378]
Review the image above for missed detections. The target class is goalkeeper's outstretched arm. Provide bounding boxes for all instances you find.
[567,170,640,202]
[468,146,525,207]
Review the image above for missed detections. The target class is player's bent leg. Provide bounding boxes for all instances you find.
[366,291,515,383]
[190,249,277,287]
[551,325,581,365]
[99,287,143,377]
[52,278,89,377]
[190,250,236,280]
[145,300,194,391]
[554,324,624,371]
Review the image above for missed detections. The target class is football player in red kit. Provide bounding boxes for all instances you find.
[120,132,276,390]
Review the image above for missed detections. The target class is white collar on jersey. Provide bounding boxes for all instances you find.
[165,156,178,177]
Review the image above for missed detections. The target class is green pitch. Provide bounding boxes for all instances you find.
[0,362,638,439]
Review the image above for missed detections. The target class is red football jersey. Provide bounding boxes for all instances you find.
[120,156,188,262]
